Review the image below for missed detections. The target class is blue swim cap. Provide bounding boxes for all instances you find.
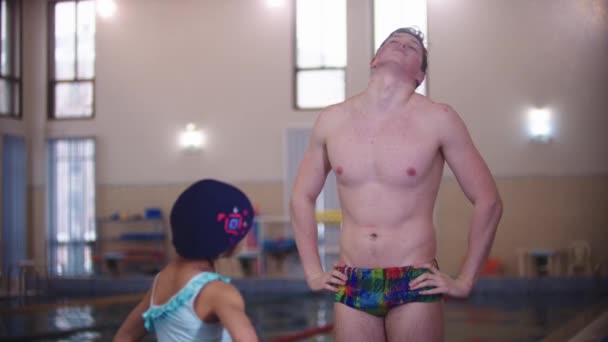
[170,179,254,259]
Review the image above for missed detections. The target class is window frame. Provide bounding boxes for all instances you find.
[371,0,429,96]
[47,0,96,120]
[47,136,97,276]
[0,0,23,120]
[293,0,347,111]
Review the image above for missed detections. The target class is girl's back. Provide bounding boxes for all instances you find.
[144,261,231,342]
[114,179,259,342]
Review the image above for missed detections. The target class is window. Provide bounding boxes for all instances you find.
[295,0,346,109]
[49,0,96,119]
[48,138,96,276]
[2,135,26,277]
[373,0,428,95]
[0,0,22,118]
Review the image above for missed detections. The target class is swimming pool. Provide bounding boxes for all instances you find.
[1,291,604,341]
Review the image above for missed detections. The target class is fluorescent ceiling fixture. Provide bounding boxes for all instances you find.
[527,108,552,142]
[179,123,206,150]
[373,0,428,95]
[97,0,117,19]
[266,0,285,8]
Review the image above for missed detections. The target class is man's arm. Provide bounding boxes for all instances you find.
[290,111,334,287]
[412,105,503,297]
[439,105,503,292]
[207,282,258,342]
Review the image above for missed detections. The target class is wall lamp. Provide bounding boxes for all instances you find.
[179,123,206,151]
[527,108,553,143]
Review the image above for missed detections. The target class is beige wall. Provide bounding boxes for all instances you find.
[28,175,608,277]
[2,0,607,276]
[25,0,606,185]
[437,175,608,276]
[29,181,284,275]
[429,0,608,176]
[94,181,284,219]
[44,0,304,185]
[0,0,44,266]
[28,186,46,265]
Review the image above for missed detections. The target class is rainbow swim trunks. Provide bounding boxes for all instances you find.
[334,264,443,317]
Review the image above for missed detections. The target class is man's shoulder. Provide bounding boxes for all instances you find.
[417,97,461,124]
[320,96,357,116]
[316,98,354,127]
[415,95,455,115]
[421,101,471,143]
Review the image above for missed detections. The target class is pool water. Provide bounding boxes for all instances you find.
[1,292,604,341]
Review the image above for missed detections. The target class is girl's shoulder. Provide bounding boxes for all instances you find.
[144,271,233,327]
[193,273,240,321]
[197,272,241,307]
[152,269,230,307]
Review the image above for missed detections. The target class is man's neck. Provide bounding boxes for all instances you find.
[365,67,418,112]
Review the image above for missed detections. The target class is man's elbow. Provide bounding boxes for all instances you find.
[485,193,503,224]
[476,193,503,221]
[289,194,301,218]
[493,193,503,217]
[290,191,315,214]
[290,194,304,224]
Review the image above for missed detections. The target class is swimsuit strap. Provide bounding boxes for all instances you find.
[142,272,231,332]
[149,273,161,306]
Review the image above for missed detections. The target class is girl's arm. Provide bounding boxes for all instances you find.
[203,282,259,342]
[113,289,151,342]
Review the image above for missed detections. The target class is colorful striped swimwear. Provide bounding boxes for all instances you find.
[334,264,443,317]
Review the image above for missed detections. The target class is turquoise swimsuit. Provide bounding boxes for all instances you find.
[142,272,232,342]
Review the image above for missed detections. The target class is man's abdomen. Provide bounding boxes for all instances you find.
[339,219,437,268]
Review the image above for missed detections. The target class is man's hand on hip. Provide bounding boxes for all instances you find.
[409,263,473,298]
[306,262,348,292]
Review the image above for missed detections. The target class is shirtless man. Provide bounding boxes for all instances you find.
[290,28,503,341]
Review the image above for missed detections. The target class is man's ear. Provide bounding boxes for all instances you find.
[416,70,426,87]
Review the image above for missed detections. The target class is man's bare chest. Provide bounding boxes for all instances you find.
[326,127,440,187]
